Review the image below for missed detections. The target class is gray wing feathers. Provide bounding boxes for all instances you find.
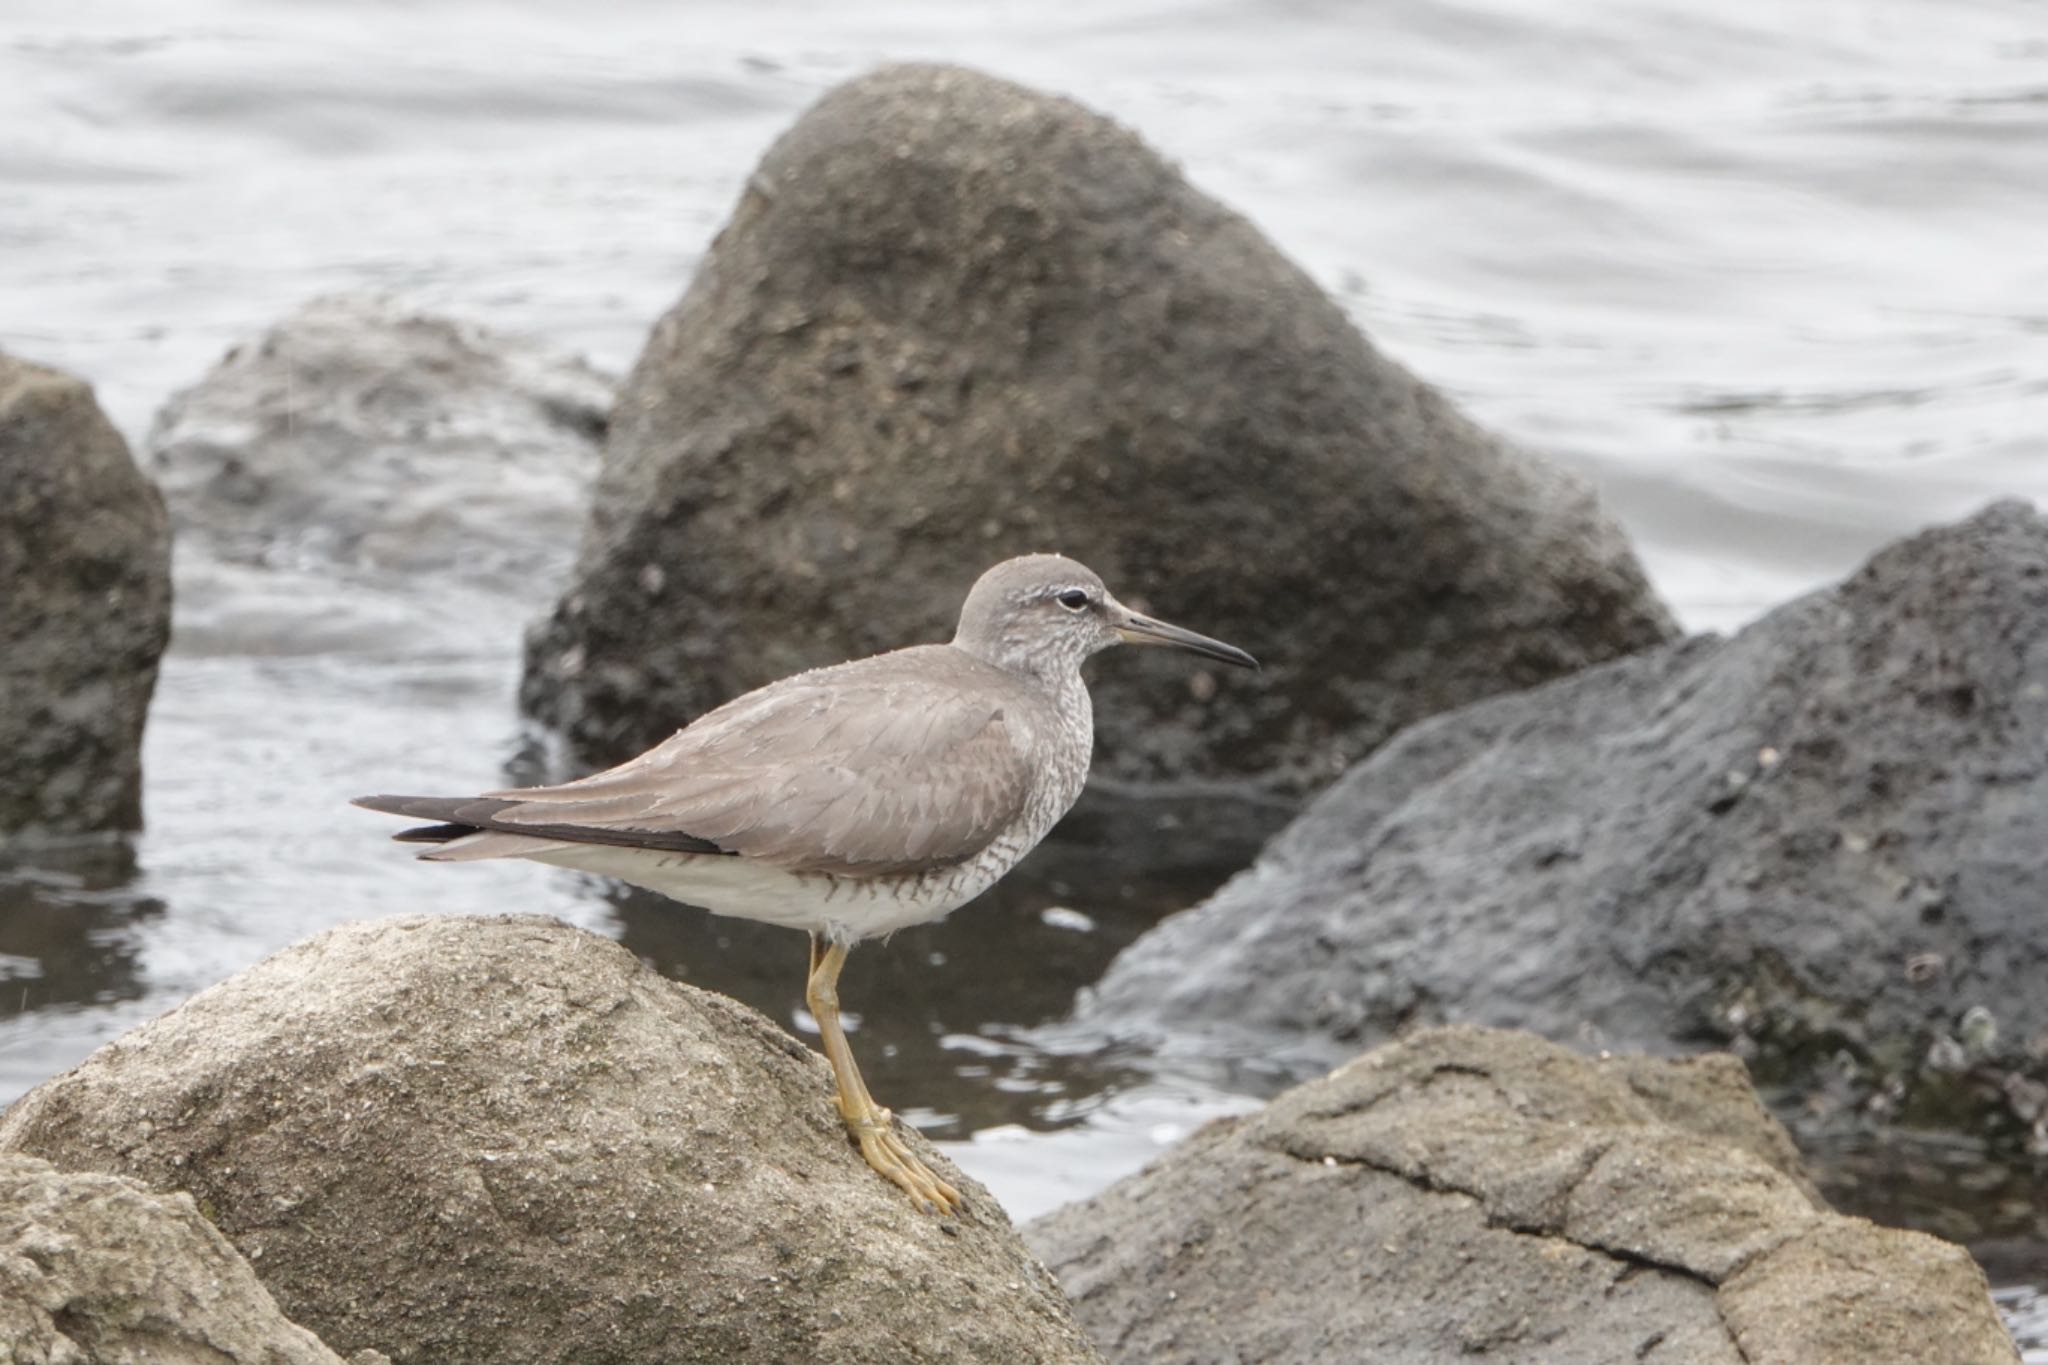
[481,652,1040,877]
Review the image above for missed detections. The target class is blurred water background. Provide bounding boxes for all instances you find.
[3,0,2045,1348]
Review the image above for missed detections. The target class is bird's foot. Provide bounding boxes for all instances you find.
[844,1106,962,1216]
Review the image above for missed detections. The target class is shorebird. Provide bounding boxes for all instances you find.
[356,554,1255,1213]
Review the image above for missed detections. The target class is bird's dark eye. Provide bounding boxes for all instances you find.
[1057,588,1090,612]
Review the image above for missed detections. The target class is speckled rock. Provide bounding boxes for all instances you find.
[0,354,172,839]
[0,915,1100,1365]
[1080,501,2048,1162]
[1026,1027,2017,1364]
[518,62,1675,795]
[0,1153,385,1365]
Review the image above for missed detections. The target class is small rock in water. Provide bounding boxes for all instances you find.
[0,355,172,840]
[148,294,611,590]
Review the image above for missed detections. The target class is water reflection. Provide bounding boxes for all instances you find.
[0,843,166,1099]
[1995,1284,2048,1361]
[0,844,163,1019]
[1811,1128,2048,1289]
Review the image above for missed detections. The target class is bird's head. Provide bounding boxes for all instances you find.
[951,553,1258,681]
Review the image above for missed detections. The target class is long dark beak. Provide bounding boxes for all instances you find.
[1114,609,1259,669]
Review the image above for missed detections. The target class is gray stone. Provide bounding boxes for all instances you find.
[1079,501,2048,1158]
[518,63,1675,795]
[0,1153,383,1365]
[0,914,1100,1365]
[148,293,609,584]
[0,355,172,839]
[1025,1026,2018,1364]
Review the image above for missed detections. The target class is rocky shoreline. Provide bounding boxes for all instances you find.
[2,60,2038,1362]
[0,919,2020,1362]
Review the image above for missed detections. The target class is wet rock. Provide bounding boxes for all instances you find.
[0,355,172,839]
[1079,501,2048,1160]
[148,294,610,584]
[519,63,1675,792]
[0,1153,383,1365]
[0,914,1100,1365]
[1025,1027,2018,1364]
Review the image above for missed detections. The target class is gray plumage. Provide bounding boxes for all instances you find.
[356,553,1255,944]
[382,648,1051,876]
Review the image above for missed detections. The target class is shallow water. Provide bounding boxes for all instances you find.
[3,0,2045,1343]
[2004,1285,2048,1365]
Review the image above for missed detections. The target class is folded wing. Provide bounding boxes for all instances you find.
[476,651,1039,877]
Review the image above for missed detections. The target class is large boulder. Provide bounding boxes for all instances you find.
[1026,1027,2018,1364]
[0,355,172,839]
[0,914,1099,1365]
[1079,501,2048,1162]
[148,293,610,585]
[519,63,1675,795]
[0,1153,382,1364]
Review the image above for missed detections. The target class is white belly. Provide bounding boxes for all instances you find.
[526,843,1005,943]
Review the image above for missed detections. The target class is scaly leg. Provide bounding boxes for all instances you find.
[805,933,962,1215]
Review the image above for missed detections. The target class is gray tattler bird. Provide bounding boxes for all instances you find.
[355,554,1256,1213]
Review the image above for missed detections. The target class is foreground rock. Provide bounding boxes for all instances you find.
[0,915,1099,1364]
[1027,1027,2017,1364]
[0,1154,382,1364]
[1081,502,2048,1157]
[148,294,610,584]
[0,354,172,839]
[520,63,1674,792]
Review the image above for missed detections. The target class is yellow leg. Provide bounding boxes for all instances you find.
[805,934,962,1215]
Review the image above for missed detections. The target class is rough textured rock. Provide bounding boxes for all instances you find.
[1025,1027,2018,1364]
[0,914,1100,1365]
[1079,501,2048,1156]
[0,354,172,839]
[0,1153,383,1365]
[148,293,610,582]
[519,62,1674,793]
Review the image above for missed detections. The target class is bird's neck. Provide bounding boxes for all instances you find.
[956,635,1090,691]
[1025,655,1091,697]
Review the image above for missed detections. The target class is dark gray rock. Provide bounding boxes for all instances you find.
[1079,500,2048,1162]
[519,63,1675,795]
[0,1153,384,1365]
[0,355,172,839]
[1025,1027,2018,1364]
[148,294,609,584]
[0,914,1101,1365]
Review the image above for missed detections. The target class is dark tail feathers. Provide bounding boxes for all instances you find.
[352,794,499,845]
